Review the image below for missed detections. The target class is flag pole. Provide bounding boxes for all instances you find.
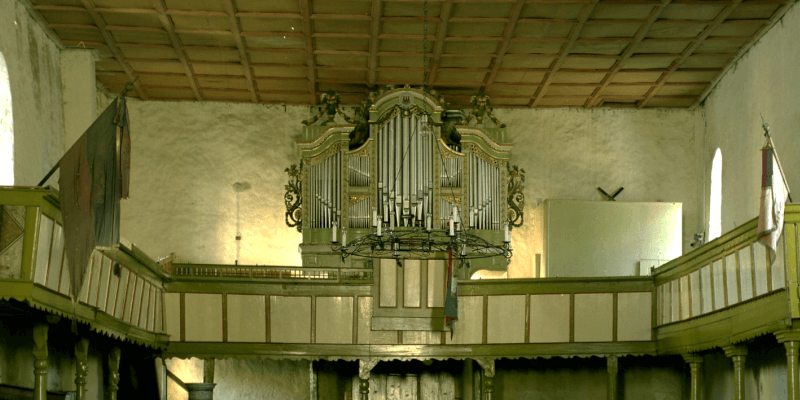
[761,117,793,203]
[36,77,138,187]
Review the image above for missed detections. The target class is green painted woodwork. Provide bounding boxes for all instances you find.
[655,291,790,354]
[163,341,656,361]
[20,206,40,281]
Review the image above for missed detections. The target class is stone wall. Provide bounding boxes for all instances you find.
[0,0,64,187]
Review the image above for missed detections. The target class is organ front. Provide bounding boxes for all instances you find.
[286,86,523,331]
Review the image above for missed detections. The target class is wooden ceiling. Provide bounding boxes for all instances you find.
[27,0,795,108]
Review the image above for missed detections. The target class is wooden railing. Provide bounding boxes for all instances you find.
[0,187,169,347]
[171,264,374,283]
[652,204,800,327]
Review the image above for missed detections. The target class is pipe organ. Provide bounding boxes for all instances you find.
[292,86,519,276]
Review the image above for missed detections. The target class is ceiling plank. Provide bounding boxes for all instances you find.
[483,0,525,93]
[638,0,743,108]
[585,0,671,108]
[368,0,383,86]
[690,1,794,109]
[427,0,455,87]
[151,0,202,101]
[223,0,260,103]
[298,0,318,105]
[78,0,148,99]
[528,0,600,107]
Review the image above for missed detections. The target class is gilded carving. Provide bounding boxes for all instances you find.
[349,195,370,206]
[466,144,504,168]
[461,92,505,128]
[507,164,525,229]
[284,163,303,232]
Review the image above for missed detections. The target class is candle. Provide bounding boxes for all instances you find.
[504,222,510,243]
[332,223,338,243]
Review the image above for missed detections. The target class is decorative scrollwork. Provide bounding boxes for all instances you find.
[462,91,505,128]
[507,164,525,229]
[284,163,303,232]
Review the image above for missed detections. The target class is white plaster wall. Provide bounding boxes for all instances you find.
[702,1,800,235]
[493,108,705,278]
[165,357,310,400]
[120,100,308,265]
[0,0,64,186]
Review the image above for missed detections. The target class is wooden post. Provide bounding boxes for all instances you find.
[607,355,618,400]
[724,345,748,400]
[476,359,495,400]
[358,359,379,400]
[108,347,121,400]
[75,337,90,400]
[463,359,474,400]
[204,358,215,383]
[776,330,800,400]
[32,323,48,400]
[786,342,800,400]
[682,354,704,400]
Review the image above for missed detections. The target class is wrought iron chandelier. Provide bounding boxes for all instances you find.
[330,0,512,266]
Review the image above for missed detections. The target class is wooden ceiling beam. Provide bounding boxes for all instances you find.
[312,32,371,39]
[427,0,455,86]
[381,16,442,22]
[235,12,302,19]
[528,0,600,107]
[149,0,201,101]
[639,0,743,108]
[298,0,318,104]
[368,0,383,86]
[311,14,372,21]
[483,0,525,92]
[585,0,671,108]
[78,0,147,99]
[222,0,258,103]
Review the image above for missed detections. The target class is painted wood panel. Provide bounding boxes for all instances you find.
[45,222,63,291]
[574,293,613,342]
[403,331,441,345]
[700,265,712,314]
[113,269,129,320]
[164,292,182,340]
[617,292,652,341]
[754,243,769,295]
[486,295,525,343]
[184,293,223,342]
[670,280,679,322]
[96,255,111,312]
[138,282,151,329]
[689,271,700,317]
[403,260,421,308]
[427,260,444,308]
[87,252,102,307]
[448,295,483,344]
[529,293,570,343]
[679,275,690,320]
[772,235,786,289]
[33,214,53,286]
[738,246,754,301]
[270,295,311,343]
[712,260,725,310]
[227,294,266,343]
[356,297,398,345]
[725,253,739,306]
[316,296,354,344]
[380,259,397,307]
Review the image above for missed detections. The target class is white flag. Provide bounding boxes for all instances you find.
[757,138,789,267]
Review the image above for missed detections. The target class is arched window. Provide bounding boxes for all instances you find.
[708,148,722,241]
[0,51,13,185]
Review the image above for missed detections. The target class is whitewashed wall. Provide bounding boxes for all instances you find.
[494,107,704,278]
[119,100,310,265]
[703,1,800,236]
[0,0,64,187]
